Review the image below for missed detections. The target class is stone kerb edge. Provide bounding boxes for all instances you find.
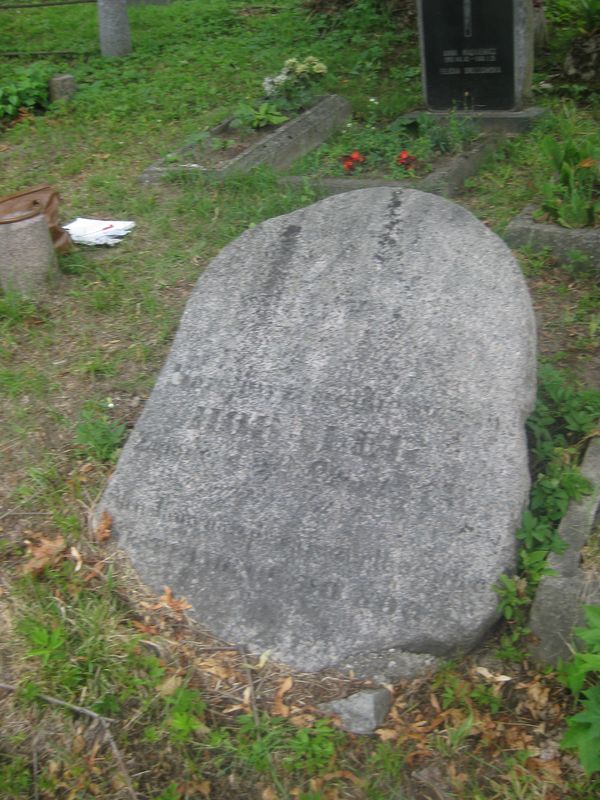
[399,107,545,135]
[529,437,600,664]
[139,95,352,184]
[504,206,600,270]
[282,135,498,200]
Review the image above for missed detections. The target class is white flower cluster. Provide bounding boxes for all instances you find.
[262,56,327,97]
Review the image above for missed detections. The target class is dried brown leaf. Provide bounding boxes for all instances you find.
[93,511,112,542]
[70,546,83,572]
[157,674,183,697]
[242,685,252,708]
[223,704,245,714]
[474,666,512,683]
[376,727,399,741]
[322,770,364,786]
[195,656,235,681]
[289,712,316,727]
[131,620,159,635]
[160,586,192,613]
[273,676,294,717]
[21,535,66,575]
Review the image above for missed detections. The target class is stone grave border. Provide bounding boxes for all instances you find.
[281,135,496,200]
[504,205,600,270]
[400,107,545,135]
[529,437,600,664]
[140,102,545,199]
[140,94,352,185]
[281,108,544,199]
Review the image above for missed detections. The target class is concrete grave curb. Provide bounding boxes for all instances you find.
[399,107,546,134]
[529,437,600,664]
[504,205,600,270]
[281,135,497,199]
[140,95,352,184]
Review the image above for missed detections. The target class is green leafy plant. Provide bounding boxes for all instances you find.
[231,101,289,130]
[0,62,52,120]
[546,0,600,33]
[233,713,290,773]
[413,109,478,155]
[295,107,479,178]
[284,718,340,773]
[0,290,41,329]
[73,402,126,463]
[537,132,600,228]
[163,686,207,743]
[20,617,68,667]
[0,756,31,798]
[230,55,327,132]
[495,366,600,643]
[560,605,600,774]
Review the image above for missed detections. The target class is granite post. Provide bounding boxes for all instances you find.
[0,213,60,297]
[98,0,132,57]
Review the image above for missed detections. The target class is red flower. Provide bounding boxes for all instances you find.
[396,149,417,170]
[341,150,365,172]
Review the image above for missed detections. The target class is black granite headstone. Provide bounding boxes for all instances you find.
[420,0,515,110]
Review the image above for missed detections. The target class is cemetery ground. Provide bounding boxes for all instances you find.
[1,1,600,798]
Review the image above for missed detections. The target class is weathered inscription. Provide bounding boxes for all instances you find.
[99,187,536,674]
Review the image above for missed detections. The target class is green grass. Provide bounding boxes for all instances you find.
[2,1,600,798]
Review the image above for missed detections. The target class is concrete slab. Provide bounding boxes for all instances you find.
[140,95,352,184]
[529,438,600,664]
[400,107,546,134]
[504,205,600,269]
[282,135,498,199]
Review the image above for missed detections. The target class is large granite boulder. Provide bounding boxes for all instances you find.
[99,188,536,674]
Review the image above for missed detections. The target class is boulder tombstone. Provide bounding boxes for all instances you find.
[99,188,536,674]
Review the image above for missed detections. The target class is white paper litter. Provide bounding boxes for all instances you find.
[64,217,135,246]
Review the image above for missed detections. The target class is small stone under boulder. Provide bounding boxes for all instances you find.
[318,689,393,735]
[99,187,536,676]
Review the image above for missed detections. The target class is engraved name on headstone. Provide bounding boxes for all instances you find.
[99,188,536,675]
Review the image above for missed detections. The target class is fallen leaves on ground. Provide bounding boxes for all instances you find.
[69,546,83,572]
[93,511,112,542]
[21,534,67,575]
[272,676,294,717]
[157,674,183,697]
[141,586,192,614]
